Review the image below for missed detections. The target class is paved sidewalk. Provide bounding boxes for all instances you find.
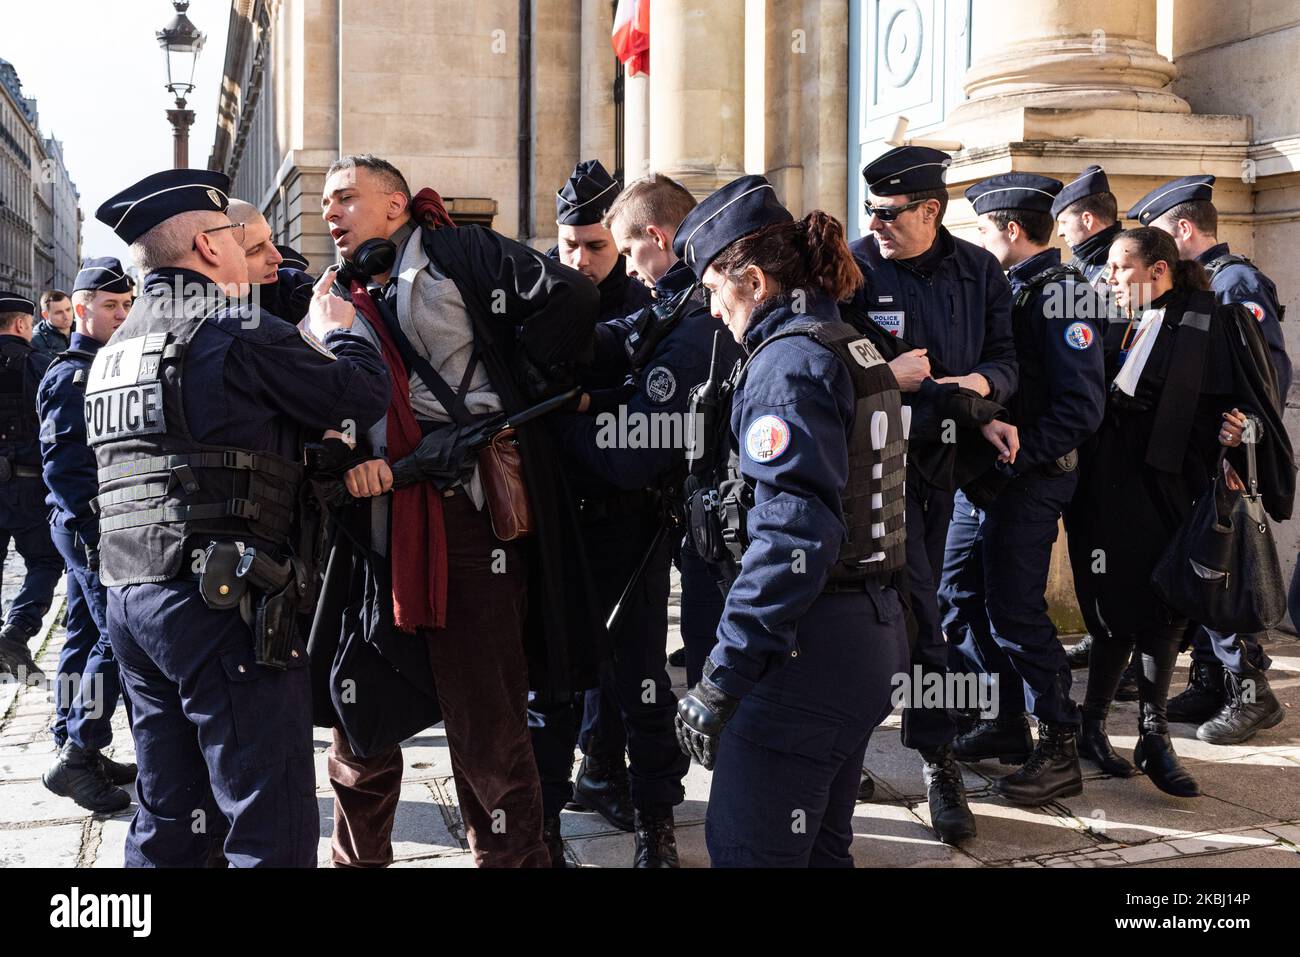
[2,562,1299,868]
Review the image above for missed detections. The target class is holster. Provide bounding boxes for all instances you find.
[198,541,306,670]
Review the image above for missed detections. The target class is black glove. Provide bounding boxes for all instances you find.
[675,665,740,769]
[389,424,479,491]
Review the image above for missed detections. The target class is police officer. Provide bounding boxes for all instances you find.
[275,244,310,272]
[848,147,1019,844]
[226,199,315,324]
[90,168,389,867]
[941,174,1107,804]
[0,293,64,684]
[671,175,909,867]
[38,258,138,813]
[1053,165,1124,288]
[1133,174,1289,744]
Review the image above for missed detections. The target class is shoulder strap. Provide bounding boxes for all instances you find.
[369,289,478,426]
[1205,253,1252,281]
[1014,263,1085,312]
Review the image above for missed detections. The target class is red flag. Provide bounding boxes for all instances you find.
[612,0,650,76]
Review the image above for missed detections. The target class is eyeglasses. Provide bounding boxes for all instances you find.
[863,199,927,222]
[193,222,247,250]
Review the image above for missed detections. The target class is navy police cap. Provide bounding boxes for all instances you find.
[275,244,309,271]
[966,173,1063,216]
[673,175,793,280]
[73,257,133,295]
[95,168,231,244]
[0,292,35,315]
[556,159,621,227]
[862,145,951,197]
[1051,165,1111,219]
[1128,175,1215,226]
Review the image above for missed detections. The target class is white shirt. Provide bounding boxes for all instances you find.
[1113,306,1166,397]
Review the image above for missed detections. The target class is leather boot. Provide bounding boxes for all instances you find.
[667,647,686,668]
[993,721,1084,805]
[1134,704,1200,797]
[1114,653,1140,702]
[96,752,138,786]
[1077,714,1138,777]
[952,714,1033,764]
[1065,634,1094,669]
[42,742,131,813]
[633,809,679,868]
[920,746,977,845]
[1167,660,1225,724]
[856,771,875,803]
[0,622,44,685]
[570,753,635,832]
[1197,666,1285,745]
[541,815,569,868]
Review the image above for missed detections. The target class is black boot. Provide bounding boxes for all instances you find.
[667,647,686,668]
[993,721,1084,805]
[570,753,635,832]
[95,753,138,787]
[1114,653,1140,702]
[1077,714,1138,777]
[952,714,1033,764]
[1134,705,1200,797]
[920,746,977,845]
[0,622,43,685]
[633,809,679,868]
[1197,666,1285,745]
[856,771,875,803]
[1065,635,1094,669]
[1167,661,1225,724]
[42,742,131,813]
[541,815,569,868]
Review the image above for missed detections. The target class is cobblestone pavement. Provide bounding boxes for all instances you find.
[3,562,1298,868]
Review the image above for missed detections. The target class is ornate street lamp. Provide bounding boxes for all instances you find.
[157,0,206,168]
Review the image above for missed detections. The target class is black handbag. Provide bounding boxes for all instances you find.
[1151,441,1286,633]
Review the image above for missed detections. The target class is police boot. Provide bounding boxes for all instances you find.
[1114,653,1140,702]
[1196,666,1285,746]
[667,647,686,668]
[571,752,635,832]
[1065,635,1094,669]
[632,809,680,868]
[1167,661,1225,724]
[857,771,875,802]
[920,746,977,845]
[96,752,138,786]
[1133,704,1200,798]
[992,721,1084,806]
[42,742,131,814]
[1077,713,1138,777]
[0,623,44,685]
[952,714,1033,765]
[541,815,569,868]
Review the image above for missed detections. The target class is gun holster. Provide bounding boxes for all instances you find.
[198,541,306,670]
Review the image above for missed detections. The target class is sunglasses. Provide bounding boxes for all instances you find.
[863,199,928,222]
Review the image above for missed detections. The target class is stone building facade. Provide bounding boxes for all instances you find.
[208,0,1300,603]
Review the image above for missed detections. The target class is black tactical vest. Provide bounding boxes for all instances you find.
[690,318,908,584]
[0,337,36,456]
[85,294,304,587]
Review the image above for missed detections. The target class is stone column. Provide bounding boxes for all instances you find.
[579,0,616,169]
[624,71,651,181]
[649,0,746,195]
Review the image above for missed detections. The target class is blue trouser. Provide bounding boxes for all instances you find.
[529,510,689,818]
[940,477,1080,726]
[1191,628,1270,674]
[0,477,63,635]
[108,580,317,868]
[677,538,724,688]
[705,581,909,867]
[900,474,959,751]
[50,526,126,752]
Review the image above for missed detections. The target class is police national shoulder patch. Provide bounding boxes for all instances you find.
[1242,301,1266,322]
[645,365,676,404]
[1064,322,1094,350]
[745,414,790,463]
[299,328,337,360]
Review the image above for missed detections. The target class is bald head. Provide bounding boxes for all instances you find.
[227,198,284,284]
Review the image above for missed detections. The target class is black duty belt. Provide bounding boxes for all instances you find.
[823,574,892,594]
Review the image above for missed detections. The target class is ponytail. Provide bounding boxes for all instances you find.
[712,210,863,302]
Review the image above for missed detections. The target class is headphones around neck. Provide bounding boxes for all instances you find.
[331,237,398,300]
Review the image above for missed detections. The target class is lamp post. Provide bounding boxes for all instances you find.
[157,0,206,168]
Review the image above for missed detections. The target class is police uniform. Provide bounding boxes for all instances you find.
[673,176,909,867]
[90,169,390,867]
[275,244,310,272]
[939,175,1106,804]
[37,258,138,813]
[528,159,694,865]
[0,293,65,682]
[1130,174,1289,739]
[847,146,1017,843]
[260,265,316,325]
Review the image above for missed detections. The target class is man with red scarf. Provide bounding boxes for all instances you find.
[311,154,604,867]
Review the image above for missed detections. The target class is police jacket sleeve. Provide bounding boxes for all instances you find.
[706,342,856,699]
[1015,305,1106,472]
[37,368,99,544]
[242,315,390,435]
[971,261,1018,404]
[549,334,709,490]
[1218,265,1292,397]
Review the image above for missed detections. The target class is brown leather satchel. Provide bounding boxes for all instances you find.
[477,427,534,540]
